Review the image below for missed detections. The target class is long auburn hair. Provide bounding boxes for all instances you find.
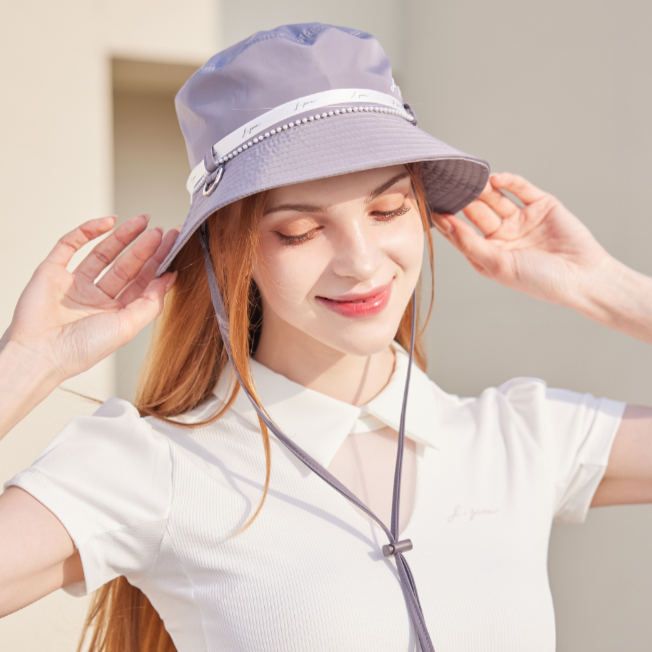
[76,163,435,652]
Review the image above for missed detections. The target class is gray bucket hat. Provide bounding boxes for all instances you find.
[155,22,489,278]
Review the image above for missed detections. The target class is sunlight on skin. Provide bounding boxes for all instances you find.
[252,165,424,406]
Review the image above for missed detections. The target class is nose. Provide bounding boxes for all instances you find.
[329,217,383,282]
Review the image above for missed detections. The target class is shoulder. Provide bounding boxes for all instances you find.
[87,394,242,442]
[431,375,625,448]
[432,375,551,416]
[426,376,551,449]
[475,376,550,418]
[84,395,257,465]
[13,397,176,487]
[66,396,171,451]
[466,376,624,427]
[430,374,604,425]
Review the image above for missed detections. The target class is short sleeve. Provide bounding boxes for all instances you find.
[495,377,627,524]
[3,397,172,596]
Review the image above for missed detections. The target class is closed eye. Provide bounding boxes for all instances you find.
[275,226,323,246]
[372,202,411,221]
[274,202,411,246]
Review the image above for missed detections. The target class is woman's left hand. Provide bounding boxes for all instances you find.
[432,173,612,308]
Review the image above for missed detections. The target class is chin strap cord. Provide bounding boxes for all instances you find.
[199,222,435,652]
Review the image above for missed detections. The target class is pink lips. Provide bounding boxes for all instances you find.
[316,280,393,318]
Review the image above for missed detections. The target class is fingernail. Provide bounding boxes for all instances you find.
[434,216,454,234]
[141,214,151,222]
[155,226,164,234]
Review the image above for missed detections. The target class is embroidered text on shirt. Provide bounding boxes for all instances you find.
[447,504,499,523]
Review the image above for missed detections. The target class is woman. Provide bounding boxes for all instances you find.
[1,22,651,652]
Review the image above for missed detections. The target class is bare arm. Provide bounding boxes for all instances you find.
[0,214,178,616]
[577,260,652,507]
[433,173,652,507]
[0,487,84,617]
[592,404,652,507]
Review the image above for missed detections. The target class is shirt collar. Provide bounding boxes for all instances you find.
[212,341,442,468]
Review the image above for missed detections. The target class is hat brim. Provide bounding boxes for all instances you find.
[156,110,489,277]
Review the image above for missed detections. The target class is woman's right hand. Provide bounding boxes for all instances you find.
[1,214,180,384]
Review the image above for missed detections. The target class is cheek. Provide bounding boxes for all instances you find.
[253,239,331,311]
[384,211,425,276]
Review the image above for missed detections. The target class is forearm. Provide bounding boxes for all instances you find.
[0,337,62,442]
[571,256,652,345]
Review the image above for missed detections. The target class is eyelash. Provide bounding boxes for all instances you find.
[375,203,410,221]
[276,202,411,246]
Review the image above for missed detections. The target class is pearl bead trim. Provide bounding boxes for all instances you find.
[214,104,414,166]
[192,103,416,200]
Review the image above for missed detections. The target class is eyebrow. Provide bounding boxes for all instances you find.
[365,170,410,203]
[262,170,411,216]
[263,203,325,216]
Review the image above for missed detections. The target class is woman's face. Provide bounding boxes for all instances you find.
[252,165,425,358]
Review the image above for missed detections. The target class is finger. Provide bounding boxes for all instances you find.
[117,273,177,344]
[461,199,503,236]
[74,214,150,282]
[45,216,117,268]
[490,172,547,205]
[94,227,164,299]
[431,213,457,237]
[437,214,504,276]
[476,181,520,220]
[115,227,180,306]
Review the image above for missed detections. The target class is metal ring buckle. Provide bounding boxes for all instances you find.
[403,103,417,126]
[203,166,224,197]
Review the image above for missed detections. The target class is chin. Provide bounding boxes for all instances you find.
[312,320,403,358]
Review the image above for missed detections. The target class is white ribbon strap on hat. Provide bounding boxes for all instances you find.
[186,88,414,196]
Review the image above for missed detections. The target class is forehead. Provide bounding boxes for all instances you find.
[264,165,409,207]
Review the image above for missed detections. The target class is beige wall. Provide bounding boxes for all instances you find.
[0,2,112,649]
[1,2,651,651]
[0,2,218,650]
[403,1,652,650]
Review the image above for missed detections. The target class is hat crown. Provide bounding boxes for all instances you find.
[175,23,402,168]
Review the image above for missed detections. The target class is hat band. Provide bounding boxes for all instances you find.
[186,88,413,195]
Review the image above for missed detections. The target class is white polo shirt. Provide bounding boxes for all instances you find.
[5,342,626,652]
